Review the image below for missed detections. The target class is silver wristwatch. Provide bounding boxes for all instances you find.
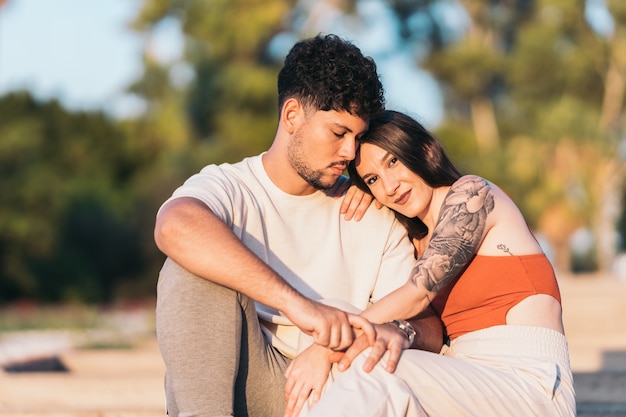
[389,319,416,345]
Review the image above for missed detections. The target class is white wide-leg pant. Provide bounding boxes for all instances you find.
[306,325,576,417]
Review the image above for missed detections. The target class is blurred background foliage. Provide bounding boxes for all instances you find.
[1,0,625,303]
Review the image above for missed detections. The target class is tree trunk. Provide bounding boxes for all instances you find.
[470,96,499,152]
[599,50,625,131]
[593,159,624,273]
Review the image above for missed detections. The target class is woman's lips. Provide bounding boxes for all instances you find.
[394,190,411,205]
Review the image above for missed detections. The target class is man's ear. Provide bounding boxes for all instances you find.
[280,98,302,135]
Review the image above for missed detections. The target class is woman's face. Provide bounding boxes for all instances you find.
[355,142,434,219]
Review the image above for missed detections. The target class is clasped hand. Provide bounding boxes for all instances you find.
[286,299,376,351]
[283,321,411,417]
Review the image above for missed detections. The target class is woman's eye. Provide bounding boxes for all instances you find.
[389,157,398,167]
[333,131,345,138]
[366,176,378,185]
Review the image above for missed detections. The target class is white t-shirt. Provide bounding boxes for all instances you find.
[160,154,416,357]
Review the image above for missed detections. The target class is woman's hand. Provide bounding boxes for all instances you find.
[333,322,410,374]
[284,344,333,417]
[340,185,382,221]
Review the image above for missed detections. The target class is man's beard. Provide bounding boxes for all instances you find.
[288,130,342,190]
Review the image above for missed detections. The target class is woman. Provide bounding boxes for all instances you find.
[307,110,576,416]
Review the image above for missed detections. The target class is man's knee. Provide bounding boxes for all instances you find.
[156,258,243,317]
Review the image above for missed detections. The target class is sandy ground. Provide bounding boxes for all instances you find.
[0,272,625,416]
[560,272,626,373]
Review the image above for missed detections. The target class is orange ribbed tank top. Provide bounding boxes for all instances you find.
[431,253,561,341]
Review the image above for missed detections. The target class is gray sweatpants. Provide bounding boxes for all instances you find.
[156,258,291,417]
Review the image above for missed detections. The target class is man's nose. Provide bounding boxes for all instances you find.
[338,137,357,160]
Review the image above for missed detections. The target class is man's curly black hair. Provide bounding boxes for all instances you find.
[277,34,385,120]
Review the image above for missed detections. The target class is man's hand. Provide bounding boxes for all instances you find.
[285,298,376,351]
[339,185,382,221]
[332,322,410,374]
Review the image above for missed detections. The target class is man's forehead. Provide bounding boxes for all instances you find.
[318,109,369,131]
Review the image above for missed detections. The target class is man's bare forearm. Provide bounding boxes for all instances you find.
[155,197,305,309]
[154,197,369,350]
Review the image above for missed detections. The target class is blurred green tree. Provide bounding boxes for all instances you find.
[0,92,157,302]
[129,0,294,164]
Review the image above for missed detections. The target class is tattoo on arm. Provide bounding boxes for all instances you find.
[410,177,495,294]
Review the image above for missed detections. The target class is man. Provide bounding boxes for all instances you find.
[154,34,443,417]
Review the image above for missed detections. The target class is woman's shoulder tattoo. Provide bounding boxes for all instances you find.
[412,176,495,293]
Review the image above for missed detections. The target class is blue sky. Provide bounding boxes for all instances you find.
[0,0,144,117]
